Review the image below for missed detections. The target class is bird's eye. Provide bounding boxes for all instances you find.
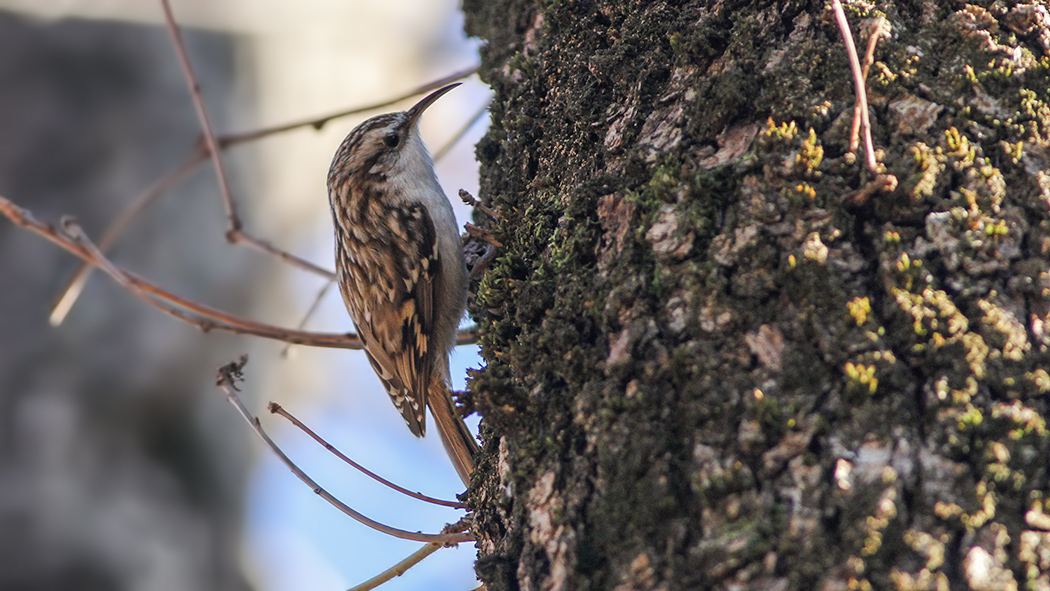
[383,133,400,148]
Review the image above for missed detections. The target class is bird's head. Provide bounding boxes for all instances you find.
[328,83,459,184]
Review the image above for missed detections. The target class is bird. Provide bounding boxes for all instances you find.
[326,83,478,486]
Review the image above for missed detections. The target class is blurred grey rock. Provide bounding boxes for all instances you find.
[0,11,256,591]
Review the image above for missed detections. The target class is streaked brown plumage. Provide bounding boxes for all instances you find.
[327,83,477,485]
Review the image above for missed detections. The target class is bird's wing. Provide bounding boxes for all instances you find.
[337,202,437,436]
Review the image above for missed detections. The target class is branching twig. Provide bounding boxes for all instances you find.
[158,2,234,236]
[161,0,335,279]
[215,357,473,545]
[269,402,465,509]
[848,18,890,162]
[1,195,363,348]
[50,149,207,326]
[63,216,363,346]
[1,195,480,347]
[830,0,879,173]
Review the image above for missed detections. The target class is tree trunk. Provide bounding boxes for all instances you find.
[460,1,1050,590]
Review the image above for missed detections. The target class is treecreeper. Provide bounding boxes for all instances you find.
[326,83,478,486]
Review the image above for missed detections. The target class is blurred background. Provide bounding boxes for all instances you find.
[0,1,487,590]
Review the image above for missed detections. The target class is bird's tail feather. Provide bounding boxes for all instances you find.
[428,382,478,487]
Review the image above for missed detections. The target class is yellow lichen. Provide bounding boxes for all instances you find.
[848,297,872,326]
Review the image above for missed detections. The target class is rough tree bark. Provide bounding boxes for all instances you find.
[460,1,1050,590]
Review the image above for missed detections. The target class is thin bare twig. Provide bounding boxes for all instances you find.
[470,244,500,282]
[346,543,443,591]
[269,403,464,509]
[1,195,363,348]
[830,0,879,173]
[50,148,207,325]
[2,195,483,347]
[161,0,334,279]
[464,223,503,248]
[159,1,235,234]
[347,517,474,591]
[220,66,480,148]
[847,18,889,161]
[860,22,882,82]
[215,357,473,545]
[459,189,502,221]
[63,216,363,347]
[280,279,336,358]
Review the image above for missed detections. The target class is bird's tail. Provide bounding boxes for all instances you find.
[428,382,479,487]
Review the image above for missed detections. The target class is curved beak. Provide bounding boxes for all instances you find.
[404,82,460,128]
